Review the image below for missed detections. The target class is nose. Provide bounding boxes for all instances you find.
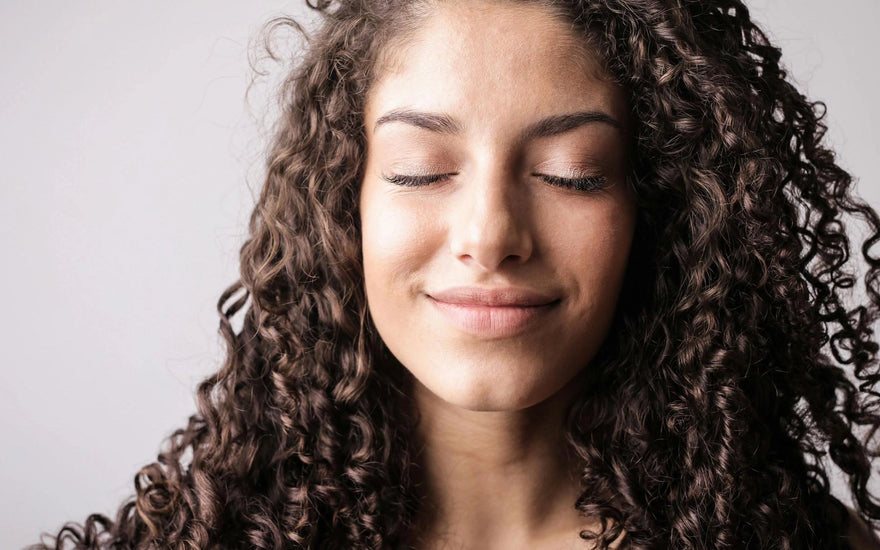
[447,167,534,271]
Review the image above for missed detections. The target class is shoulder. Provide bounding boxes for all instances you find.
[846,506,880,550]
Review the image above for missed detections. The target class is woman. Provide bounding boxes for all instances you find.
[31,0,880,548]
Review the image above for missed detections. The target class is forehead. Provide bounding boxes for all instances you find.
[365,1,626,130]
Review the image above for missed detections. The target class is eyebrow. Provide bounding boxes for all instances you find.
[373,108,623,140]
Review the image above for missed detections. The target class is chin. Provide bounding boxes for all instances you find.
[444,391,537,412]
[416,365,570,412]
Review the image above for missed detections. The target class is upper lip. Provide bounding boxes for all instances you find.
[428,286,559,307]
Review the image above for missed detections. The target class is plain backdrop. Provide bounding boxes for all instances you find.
[2,1,878,547]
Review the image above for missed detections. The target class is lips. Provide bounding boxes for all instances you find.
[426,286,560,338]
[427,286,559,307]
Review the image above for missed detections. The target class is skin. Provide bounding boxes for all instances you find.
[849,505,880,550]
[359,0,879,547]
[359,2,634,547]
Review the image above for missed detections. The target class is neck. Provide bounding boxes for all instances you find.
[408,373,593,549]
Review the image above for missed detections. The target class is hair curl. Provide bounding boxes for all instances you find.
[31,0,880,548]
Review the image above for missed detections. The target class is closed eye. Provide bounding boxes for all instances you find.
[534,173,608,192]
[381,172,608,192]
[382,172,454,187]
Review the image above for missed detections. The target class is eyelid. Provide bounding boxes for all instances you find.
[381,170,609,192]
[533,173,608,192]
[531,161,604,178]
[384,161,456,176]
[381,164,602,179]
[381,171,456,186]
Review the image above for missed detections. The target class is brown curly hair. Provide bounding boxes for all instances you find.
[31,0,880,548]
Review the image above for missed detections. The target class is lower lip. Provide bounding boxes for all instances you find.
[428,296,559,338]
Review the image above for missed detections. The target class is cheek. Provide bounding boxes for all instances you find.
[361,189,440,309]
[583,210,633,278]
[543,195,634,270]
[540,195,636,326]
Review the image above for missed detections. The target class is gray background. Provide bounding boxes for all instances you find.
[2,1,878,547]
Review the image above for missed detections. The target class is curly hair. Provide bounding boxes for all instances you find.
[31,0,880,548]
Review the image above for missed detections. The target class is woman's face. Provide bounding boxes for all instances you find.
[360,0,637,411]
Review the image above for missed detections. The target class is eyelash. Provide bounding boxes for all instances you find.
[382,172,608,192]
